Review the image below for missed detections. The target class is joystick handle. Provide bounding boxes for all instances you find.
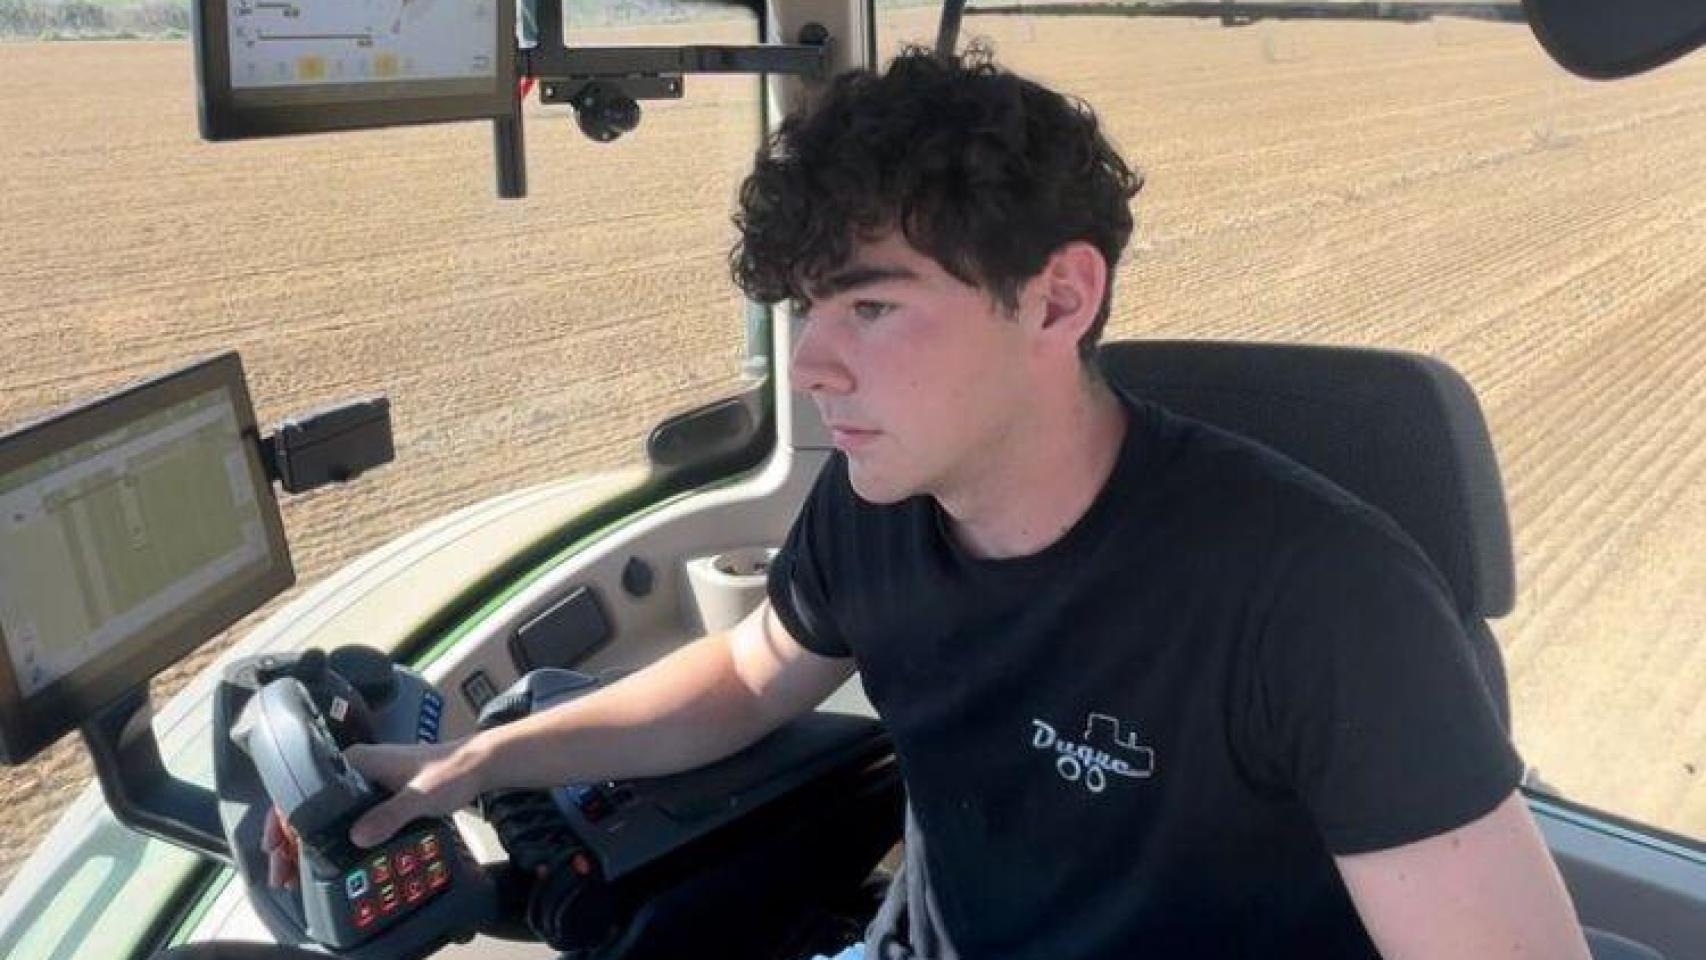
[229,677,377,859]
[215,653,497,954]
[329,645,400,709]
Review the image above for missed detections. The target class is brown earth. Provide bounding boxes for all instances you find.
[2,10,1704,895]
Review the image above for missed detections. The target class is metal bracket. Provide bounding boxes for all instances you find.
[492,0,830,189]
[81,686,231,865]
[540,73,682,106]
[527,42,831,104]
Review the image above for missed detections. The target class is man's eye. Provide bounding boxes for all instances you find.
[852,301,893,321]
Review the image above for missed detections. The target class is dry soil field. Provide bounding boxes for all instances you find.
[2,9,1705,898]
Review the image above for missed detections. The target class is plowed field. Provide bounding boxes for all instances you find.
[2,10,1705,893]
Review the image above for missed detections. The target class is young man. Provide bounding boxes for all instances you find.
[277,47,1592,958]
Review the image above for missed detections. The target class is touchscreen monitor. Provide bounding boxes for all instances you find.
[193,0,517,140]
[0,353,294,763]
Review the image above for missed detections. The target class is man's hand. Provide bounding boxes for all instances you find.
[258,739,480,888]
[344,739,485,848]
[263,600,843,868]
[262,806,301,889]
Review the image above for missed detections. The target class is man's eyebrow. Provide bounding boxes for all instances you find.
[810,265,921,299]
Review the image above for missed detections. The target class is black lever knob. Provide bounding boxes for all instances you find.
[328,645,399,708]
[288,648,375,747]
[297,647,327,681]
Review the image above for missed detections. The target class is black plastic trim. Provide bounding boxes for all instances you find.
[1522,0,1706,80]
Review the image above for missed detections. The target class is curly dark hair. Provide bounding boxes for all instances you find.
[730,43,1143,361]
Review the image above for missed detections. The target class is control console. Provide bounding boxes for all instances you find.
[213,647,493,958]
[475,669,902,958]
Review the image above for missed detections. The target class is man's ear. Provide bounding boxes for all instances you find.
[1032,241,1109,350]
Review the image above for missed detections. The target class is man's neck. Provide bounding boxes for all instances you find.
[939,378,1129,560]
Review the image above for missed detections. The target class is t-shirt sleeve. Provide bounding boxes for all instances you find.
[1253,514,1523,856]
[766,460,854,659]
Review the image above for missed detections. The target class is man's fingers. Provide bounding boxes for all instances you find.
[344,742,423,792]
[262,807,300,888]
[263,807,286,848]
[342,741,467,846]
[342,743,392,785]
[268,849,296,889]
[350,794,415,849]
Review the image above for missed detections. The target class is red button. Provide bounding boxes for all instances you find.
[369,857,392,884]
[396,851,420,876]
[403,875,427,904]
[353,899,378,929]
[378,884,400,914]
[419,834,440,858]
[426,861,449,890]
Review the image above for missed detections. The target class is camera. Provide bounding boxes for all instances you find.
[571,81,641,143]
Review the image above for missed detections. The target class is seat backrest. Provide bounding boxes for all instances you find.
[1098,339,1514,726]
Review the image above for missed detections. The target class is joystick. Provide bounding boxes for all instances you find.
[214,651,494,956]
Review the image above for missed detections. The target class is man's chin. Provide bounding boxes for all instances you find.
[845,462,914,505]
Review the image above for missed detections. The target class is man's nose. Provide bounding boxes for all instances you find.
[790,316,853,395]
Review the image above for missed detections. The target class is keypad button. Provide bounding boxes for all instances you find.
[344,869,369,900]
[396,850,420,876]
[576,788,613,823]
[403,875,427,904]
[426,861,449,890]
[352,899,378,929]
[369,856,392,884]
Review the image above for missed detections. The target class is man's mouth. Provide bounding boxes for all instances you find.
[827,424,881,450]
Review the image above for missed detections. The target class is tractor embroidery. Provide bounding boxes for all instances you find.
[1029,712,1157,795]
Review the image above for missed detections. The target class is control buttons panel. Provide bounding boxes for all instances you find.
[567,781,636,826]
[341,827,453,933]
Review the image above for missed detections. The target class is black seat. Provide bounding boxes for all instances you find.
[1098,339,1513,728]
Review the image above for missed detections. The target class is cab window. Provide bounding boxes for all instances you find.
[877,2,1706,844]
[0,2,764,889]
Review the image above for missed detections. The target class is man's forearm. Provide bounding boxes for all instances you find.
[461,632,778,792]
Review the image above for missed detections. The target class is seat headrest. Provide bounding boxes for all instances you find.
[1099,340,1515,619]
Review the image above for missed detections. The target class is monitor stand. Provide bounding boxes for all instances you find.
[81,685,230,865]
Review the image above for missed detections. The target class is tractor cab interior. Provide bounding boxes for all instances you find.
[1,1,1705,959]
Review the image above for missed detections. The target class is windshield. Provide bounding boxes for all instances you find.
[2,0,1704,907]
[871,3,1706,845]
[0,0,763,889]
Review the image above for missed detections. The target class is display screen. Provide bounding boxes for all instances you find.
[0,390,268,697]
[227,0,496,96]
[0,354,293,763]
[194,0,515,140]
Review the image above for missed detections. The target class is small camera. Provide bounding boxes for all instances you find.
[571,81,641,143]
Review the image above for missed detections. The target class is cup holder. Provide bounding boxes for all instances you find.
[685,547,778,633]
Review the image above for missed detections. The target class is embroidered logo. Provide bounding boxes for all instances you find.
[1030,712,1156,794]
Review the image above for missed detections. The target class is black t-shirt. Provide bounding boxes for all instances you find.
[767,394,1523,959]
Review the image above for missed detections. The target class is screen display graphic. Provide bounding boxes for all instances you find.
[0,389,271,697]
